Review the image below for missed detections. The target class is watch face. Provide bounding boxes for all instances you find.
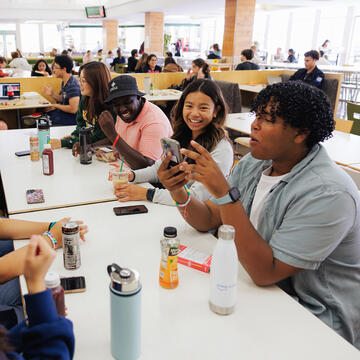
[229,187,240,202]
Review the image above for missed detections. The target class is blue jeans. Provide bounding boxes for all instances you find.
[0,240,24,327]
[48,109,77,126]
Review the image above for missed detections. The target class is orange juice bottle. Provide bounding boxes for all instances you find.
[159,227,179,289]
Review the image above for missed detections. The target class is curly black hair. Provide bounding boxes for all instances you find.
[250,81,334,148]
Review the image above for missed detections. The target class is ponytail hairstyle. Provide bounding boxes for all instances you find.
[171,79,228,153]
[192,58,210,78]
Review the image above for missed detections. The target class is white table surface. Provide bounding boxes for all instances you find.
[11,201,360,360]
[239,84,266,93]
[261,62,360,74]
[144,89,182,102]
[0,126,119,214]
[225,113,360,165]
[0,93,50,110]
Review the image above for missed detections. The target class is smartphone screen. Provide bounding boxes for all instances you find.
[113,205,148,216]
[160,138,183,168]
[60,276,86,294]
[26,189,45,204]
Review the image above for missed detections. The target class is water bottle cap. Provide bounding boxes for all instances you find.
[45,271,60,288]
[218,224,235,240]
[107,263,140,293]
[164,226,177,237]
[80,126,93,134]
[37,119,50,130]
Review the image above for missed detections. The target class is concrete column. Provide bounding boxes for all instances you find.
[103,20,118,52]
[312,9,321,50]
[339,6,355,65]
[39,24,44,54]
[145,12,164,56]
[222,0,256,59]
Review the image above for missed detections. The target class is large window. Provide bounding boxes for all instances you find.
[266,11,289,58]
[43,24,62,52]
[20,24,40,54]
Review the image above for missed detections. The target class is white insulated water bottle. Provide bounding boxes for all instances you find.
[209,225,238,315]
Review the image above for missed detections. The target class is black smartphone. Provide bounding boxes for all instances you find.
[160,137,183,168]
[15,150,30,157]
[60,276,86,294]
[113,205,148,216]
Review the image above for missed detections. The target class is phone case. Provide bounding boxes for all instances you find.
[113,205,148,216]
[26,189,45,204]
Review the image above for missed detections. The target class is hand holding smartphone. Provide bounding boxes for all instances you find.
[160,137,183,168]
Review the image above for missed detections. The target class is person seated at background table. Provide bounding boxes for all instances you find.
[165,51,173,59]
[0,57,9,78]
[42,55,80,126]
[142,54,162,73]
[111,48,126,69]
[163,57,183,73]
[52,62,115,151]
[235,49,260,70]
[126,49,138,73]
[31,59,52,77]
[104,50,114,68]
[98,75,172,170]
[8,51,31,71]
[0,121,8,130]
[289,50,324,89]
[273,47,285,62]
[135,53,148,73]
[207,43,222,60]
[83,50,92,64]
[113,79,233,205]
[158,81,360,349]
[0,217,87,328]
[180,58,211,90]
[285,48,297,63]
[250,45,262,64]
[50,48,57,57]
[97,49,103,60]
[1,235,75,359]
[317,50,331,65]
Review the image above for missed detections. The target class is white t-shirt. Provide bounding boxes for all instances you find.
[249,167,287,229]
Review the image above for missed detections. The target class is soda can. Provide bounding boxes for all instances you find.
[62,221,81,270]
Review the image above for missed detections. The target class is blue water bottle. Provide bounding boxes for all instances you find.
[107,263,141,360]
[37,117,50,156]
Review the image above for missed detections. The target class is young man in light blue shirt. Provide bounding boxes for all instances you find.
[158,81,360,349]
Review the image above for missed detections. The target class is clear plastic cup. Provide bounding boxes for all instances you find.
[111,168,129,192]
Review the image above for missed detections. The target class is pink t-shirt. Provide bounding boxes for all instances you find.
[115,100,173,161]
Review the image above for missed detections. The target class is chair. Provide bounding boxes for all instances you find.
[214,80,242,113]
[114,64,126,73]
[334,118,354,133]
[280,74,339,112]
[346,102,360,135]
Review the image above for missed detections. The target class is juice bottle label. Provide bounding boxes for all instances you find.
[43,154,50,174]
[159,246,179,289]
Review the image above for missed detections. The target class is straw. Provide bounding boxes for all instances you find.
[112,134,120,147]
[119,155,125,173]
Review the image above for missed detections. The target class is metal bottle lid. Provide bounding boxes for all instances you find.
[218,224,235,241]
[107,263,140,293]
[79,126,93,134]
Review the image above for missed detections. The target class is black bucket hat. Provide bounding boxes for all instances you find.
[105,75,145,103]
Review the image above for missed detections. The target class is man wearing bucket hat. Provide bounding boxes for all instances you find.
[98,75,172,169]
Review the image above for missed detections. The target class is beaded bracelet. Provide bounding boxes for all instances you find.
[173,185,191,207]
[48,221,56,231]
[43,231,59,249]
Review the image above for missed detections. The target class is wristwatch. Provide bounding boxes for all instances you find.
[212,187,241,206]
